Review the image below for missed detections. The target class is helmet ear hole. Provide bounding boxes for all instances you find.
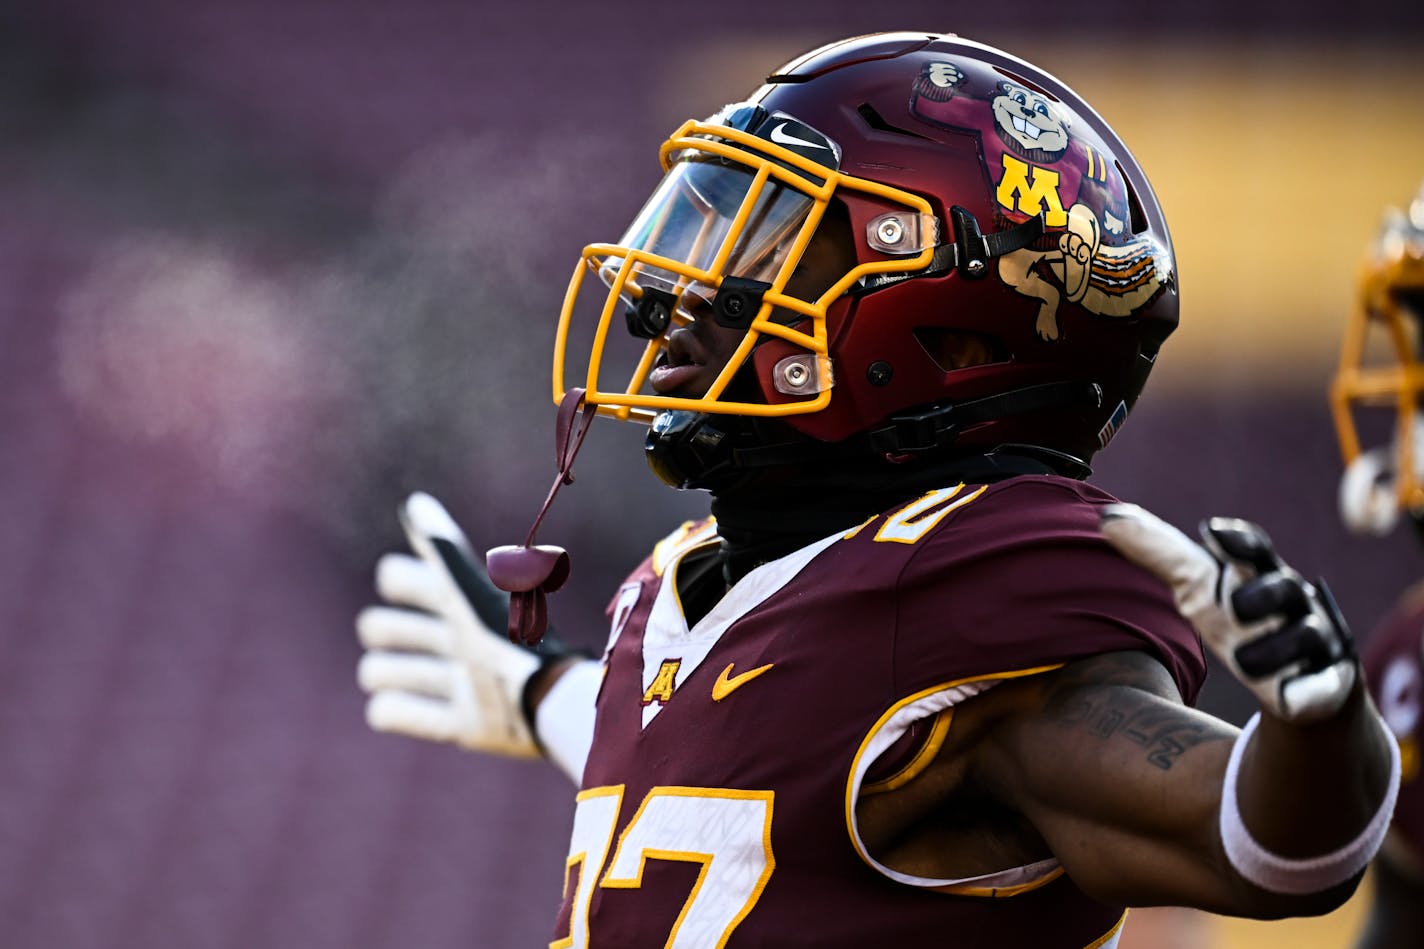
[913,328,1006,372]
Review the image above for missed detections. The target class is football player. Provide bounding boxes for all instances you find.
[358,33,1400,947]
[1330,181,1424,949]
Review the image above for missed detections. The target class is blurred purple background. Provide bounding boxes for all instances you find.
[2,2,1423,946]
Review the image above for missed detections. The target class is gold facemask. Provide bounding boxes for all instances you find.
[551,110,939,425]
[1330,190,1424,519]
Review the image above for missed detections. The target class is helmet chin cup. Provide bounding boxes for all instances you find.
[644,411,734,490]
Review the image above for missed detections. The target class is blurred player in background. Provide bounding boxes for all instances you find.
[1331,182,1424,949]
[357,32,1399,947]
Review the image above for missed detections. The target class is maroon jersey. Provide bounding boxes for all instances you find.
[1363,583,1424,862]
[552,476,1206,948]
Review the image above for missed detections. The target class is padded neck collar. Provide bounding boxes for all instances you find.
[709,447,1071,584]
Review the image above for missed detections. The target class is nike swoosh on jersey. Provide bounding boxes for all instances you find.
[712,661,775,701]
[769,122,827,150]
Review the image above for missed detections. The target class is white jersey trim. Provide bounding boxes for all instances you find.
[638,528,844,728]
[845,668,1067,894]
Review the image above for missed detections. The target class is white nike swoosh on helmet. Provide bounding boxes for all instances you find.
[768,122,828,150]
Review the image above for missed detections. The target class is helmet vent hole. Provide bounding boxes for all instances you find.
[912,328,1007,372]
[1116,160,1150,236]
[856,103,933,140]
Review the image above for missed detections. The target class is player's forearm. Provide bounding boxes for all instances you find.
[524,656,584,709]
[1227,681,1399,903]
[1099,506,1403,905]
[524,657,601,784]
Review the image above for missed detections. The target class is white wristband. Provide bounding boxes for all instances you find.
[1219,711,1402,895]
[534,659,602,785]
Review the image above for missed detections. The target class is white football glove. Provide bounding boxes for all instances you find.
[1101,503,1358,723]
[356,492,542,757]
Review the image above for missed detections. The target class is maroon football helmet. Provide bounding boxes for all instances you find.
[553,32,1178,487]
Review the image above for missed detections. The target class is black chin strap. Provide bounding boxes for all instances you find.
[865,381,1103,456]
[729,380,1103,471]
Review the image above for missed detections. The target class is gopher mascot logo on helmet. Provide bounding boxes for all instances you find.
[912,61,1169,341]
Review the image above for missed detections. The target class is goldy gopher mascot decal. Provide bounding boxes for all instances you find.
[911,61,1170,340]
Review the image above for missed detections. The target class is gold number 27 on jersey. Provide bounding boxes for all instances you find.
[552,785,775,949]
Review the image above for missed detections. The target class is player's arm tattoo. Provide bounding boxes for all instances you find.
[1055,691,1214,769]
[1043,652,1222,770]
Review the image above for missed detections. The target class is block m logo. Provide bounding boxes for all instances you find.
[996,153,1067,228]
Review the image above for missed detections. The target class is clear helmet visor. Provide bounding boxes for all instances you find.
[601,155,816,309]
